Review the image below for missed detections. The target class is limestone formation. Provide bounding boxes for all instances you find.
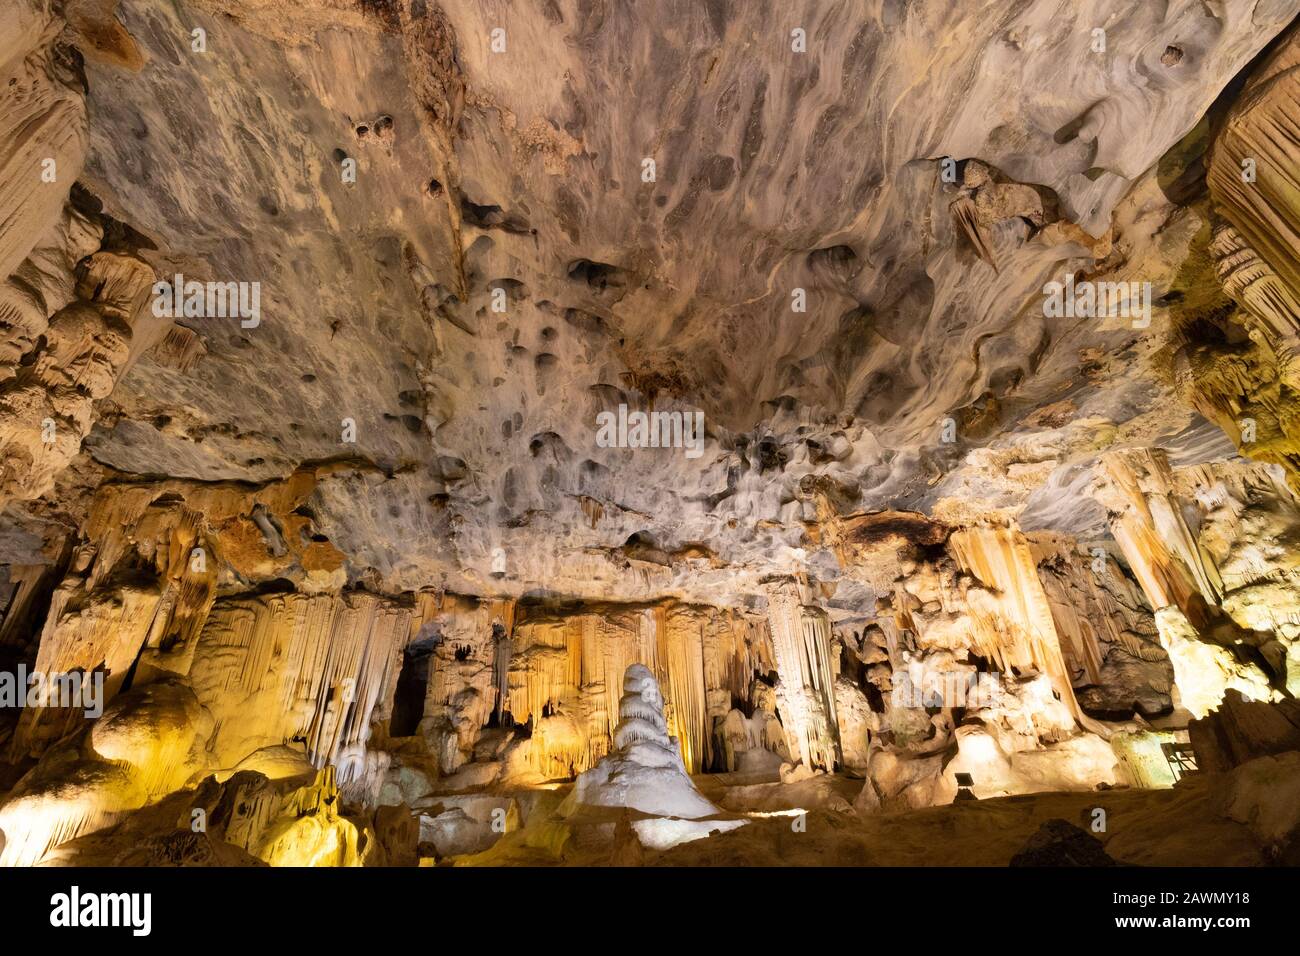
[0,0,1298,873]
[561,664,745,849]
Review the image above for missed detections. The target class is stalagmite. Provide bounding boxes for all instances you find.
[0,679,205,867]
[496,600,775,778]
[420,592,508,776]
[561,664,745,849]
[247,767,369,867]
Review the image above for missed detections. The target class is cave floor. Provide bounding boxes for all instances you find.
[457,772,1268,867]
[29,769,1268,867]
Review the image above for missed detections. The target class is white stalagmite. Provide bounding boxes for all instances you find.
[500,602,765,778]
[562,664,744,850]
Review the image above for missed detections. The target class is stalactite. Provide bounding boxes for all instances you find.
[1211,223,1300,371]
[1096,449,1223,617]
[1208,31,1300,319]
[188,591,409,772]
[1196,30,1300,490]
[658,604,710,775]
[501,600,773,776]
[8,470,359,757]
[1092,449,1295,713]
[947,526,1107,735]
[0,562,49,647]
[0,4,86,283]
[149,323,207,372]
[491,622,511,725]
[1036,566,1106,686]
[764,579,841,770]
[421,593,508,774]
[950,195,999,272]
[10,576,160,757]
[704,614,776,710]
[1030,534,1173,718]
[507,612,582,735]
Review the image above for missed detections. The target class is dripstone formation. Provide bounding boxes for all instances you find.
[0,0,1299,868]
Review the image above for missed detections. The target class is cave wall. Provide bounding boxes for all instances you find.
[2,0,1300,866]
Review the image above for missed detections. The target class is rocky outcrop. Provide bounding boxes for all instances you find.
[1092,449,1299,716]
[203,766,372,868]
[0,678,205,867]
[1009,818,1120,867]
[1032,533,1172,720]
[1189,691,1300,772]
